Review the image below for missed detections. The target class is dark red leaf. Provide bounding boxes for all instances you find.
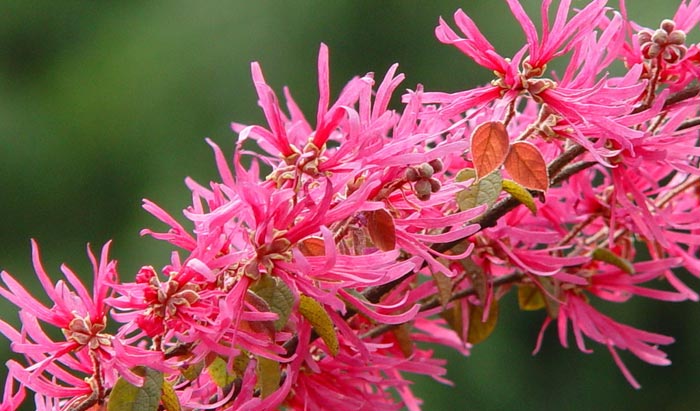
[366,209,396,251]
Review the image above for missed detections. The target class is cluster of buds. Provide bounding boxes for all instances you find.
[404,159,443,200]
[639,19,687,63]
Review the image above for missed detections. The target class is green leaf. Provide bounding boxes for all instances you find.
[456,171,502,211]
[517,284,546,311]
[470,121,510,180]
[207,356,236,388]
[455,168,476,182]
[592,247,635,274]
[502,179,537,214]
[256,356,281,399]
[250,274,295,330]
[160,381,181,411]
[233,351,251,377]
[299,294,339,356]
[180,361,204,381]
[467,299,499,345]
[108,367,163,411]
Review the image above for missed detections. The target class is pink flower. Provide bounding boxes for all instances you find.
[539,292,675,389]
[0,369,25,411]
[427,0,607,114]
[0,241,163,407]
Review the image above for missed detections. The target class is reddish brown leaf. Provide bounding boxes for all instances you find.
[366,209,396,251]
[299,237,326,256]
[432,271,453,309]
[503,141,549,192]
[392,323,414,358]
[470,121,510,180]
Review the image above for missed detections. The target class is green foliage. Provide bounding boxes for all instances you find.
[108,367,163,411]
[456,170,503,210]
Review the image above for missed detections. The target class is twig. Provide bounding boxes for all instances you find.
[360,272,522,339]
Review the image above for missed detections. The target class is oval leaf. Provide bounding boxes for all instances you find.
[592,247,635,274]
[467,299,499,345]
[460,257,488,303]
[470,121,510,179]
[503,141,549,192]
[455,168,476,182]
[299,237,326,256]
[208,356,236,388]
[256,356,281,399]
[366,209,396,251]
[233,351,251,377]
[392,322,414,357]
[517,284,546,311]
[456,171,502,211]
[160,381,181,411]
[439,302,464,339]
[502,179,537,214]
[250,275,295,330]
[540,277,561,319]
[299,294,339,356]
[108,367,163,411]
[180,361,204,381]
[432,271,453,309]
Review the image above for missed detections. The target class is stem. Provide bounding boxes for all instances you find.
[662,83,700,108]
[361,273,523,339]
[656,175,700,208]
[548,143,587,177]
[558,214,599,246]
[550,160,597,186]
[641,58,662,108]
[678,117,700,131]
[65,395,98,411]
[503,99,517,127]
[631,83,700,114]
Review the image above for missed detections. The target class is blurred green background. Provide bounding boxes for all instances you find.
[0,1,698,410]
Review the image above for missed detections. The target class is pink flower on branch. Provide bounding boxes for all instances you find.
[0,241,163,407]
[2,1,700,409]
[548,292,675,389]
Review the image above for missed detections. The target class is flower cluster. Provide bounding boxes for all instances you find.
[1,0,699,409]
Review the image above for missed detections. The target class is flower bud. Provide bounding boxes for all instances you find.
[404,167,419,182]
[428,177,441,193]
[668,30,686,45]
[642,43,661,59]
[637,30,652,45]
[428,159,444,173]
[660,19,675,34]
[413,179,432,201]
[416,163,434,179]
[652,29,668,45]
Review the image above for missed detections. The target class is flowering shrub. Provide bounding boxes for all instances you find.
[1,0,699,409]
